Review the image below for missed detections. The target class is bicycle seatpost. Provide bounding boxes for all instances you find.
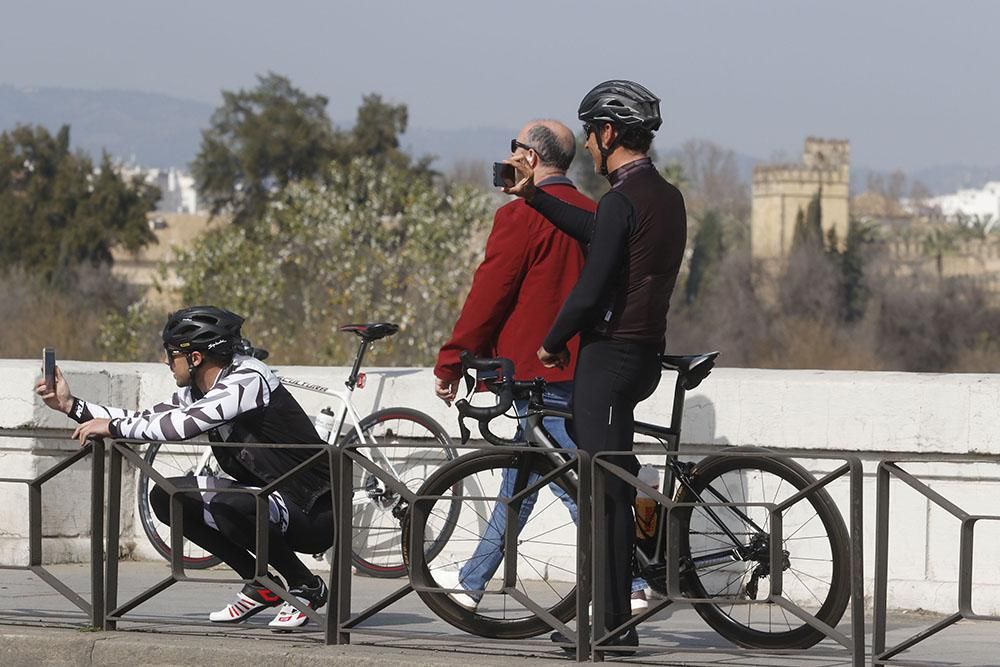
[346,338,368,390]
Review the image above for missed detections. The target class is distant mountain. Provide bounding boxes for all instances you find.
[0,84,212,168]
[2,85,998,196]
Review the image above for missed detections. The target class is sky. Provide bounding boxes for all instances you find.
[2,0,998,171]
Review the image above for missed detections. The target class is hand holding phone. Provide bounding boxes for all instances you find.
[43,348,56,393]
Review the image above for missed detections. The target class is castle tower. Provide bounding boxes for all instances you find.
[751,138,850,260]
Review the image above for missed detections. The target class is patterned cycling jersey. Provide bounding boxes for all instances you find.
[68,354,330,511]
[69,355,278,441]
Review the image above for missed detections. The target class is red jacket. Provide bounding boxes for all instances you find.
[435,181,596,382]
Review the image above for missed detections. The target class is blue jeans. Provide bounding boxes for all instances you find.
[458,382,647,598]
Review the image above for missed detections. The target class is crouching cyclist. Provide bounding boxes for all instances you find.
[35,306,331,630]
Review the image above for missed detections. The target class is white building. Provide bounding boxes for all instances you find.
[927,181,1000,226]
[119,165,202,214]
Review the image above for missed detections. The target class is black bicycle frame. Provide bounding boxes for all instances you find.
[520,369,767,586]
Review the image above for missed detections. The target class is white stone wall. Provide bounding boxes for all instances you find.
[2,359,999,614]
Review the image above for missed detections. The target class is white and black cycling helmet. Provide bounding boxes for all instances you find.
[162,306,244,357]
[578,79,662,132]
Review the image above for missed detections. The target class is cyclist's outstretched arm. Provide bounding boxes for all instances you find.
[73,367,272,441]
[527,189,596,243]
[68,390,188,425]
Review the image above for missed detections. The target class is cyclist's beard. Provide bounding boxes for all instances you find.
[170,363,195,389]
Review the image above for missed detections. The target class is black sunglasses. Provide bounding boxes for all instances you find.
[510,139,537,154]
[582,123,596,138]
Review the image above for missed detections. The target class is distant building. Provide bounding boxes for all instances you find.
[119,165,202,214]
[750,138,850,260]
[927,182,1000,227]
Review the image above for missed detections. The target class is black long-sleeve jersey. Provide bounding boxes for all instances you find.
[528,158,687,352]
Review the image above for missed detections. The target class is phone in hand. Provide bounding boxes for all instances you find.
[42,347,56,392]
[492,162,516,188]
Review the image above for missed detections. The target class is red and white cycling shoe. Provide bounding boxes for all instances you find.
[268,576,328,631]
[209,579,284,623]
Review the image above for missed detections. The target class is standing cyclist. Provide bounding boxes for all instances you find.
[35,306,332,630]
[505,80,687,650]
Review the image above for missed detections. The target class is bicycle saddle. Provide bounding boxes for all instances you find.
[339,322,400,342]
[660,351,720,390]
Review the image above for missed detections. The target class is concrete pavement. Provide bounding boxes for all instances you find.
[0,562,995,666]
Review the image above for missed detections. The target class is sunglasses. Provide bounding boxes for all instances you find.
[510,139,537,154]
[163,346,185,365]
[582,123,596,138]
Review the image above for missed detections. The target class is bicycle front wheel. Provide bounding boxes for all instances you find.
[674,453,851,649]
[136,442,223,569]
[344,407,458,578]
[402,450,579,639]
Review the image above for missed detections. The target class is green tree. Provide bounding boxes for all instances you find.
[0,124,158,284]
[173,158,493,365]
[192,72,339,225]
[838,219,877,322]
[921,226,958,281]
[685,210,725,304]
[806,190,823,243]
[791,207,807,249]
[792,191,824,252]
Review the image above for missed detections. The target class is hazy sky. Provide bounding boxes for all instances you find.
[3,0,998,170]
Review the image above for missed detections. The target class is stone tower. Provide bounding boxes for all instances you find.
[751,138,850,260]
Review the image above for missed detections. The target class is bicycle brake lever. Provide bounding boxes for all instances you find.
[458,415,471,445]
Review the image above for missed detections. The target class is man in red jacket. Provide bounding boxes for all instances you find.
[434,119,590,397]
[432,119,596,610]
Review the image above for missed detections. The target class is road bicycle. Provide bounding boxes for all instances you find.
[136,322,460,577]
[402,352,850,649]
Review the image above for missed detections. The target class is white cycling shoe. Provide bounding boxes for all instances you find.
[268,576,328,631]
[209,580,284,623]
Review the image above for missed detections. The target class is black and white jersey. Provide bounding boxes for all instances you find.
[68,355,330,511]
[70,355,280,441]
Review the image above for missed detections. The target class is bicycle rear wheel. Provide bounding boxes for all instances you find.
[673,453,851,649]
[136,442,223,569]
[345,407,459,578]
[402,450,579,639]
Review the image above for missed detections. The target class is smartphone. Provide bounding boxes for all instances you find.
[492,162,516,188]
[43,347,56,392]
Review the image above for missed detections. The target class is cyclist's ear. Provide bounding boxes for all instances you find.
[190,351,204,368]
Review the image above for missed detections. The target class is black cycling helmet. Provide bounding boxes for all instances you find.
[578,80,661,177]
[578,79,662,132]
[162,306,244,356]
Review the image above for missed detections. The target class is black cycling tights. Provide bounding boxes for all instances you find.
[571,335,661,634]
[149,476,333,587]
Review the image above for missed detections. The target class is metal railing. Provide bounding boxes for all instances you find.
[873,456,1000,666]
[590,447,865,666]
[329,440,592,656]
[0,429,104,627]
[103,438,337,640]
[15,427,999,667]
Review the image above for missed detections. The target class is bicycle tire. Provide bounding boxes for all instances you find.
[344,407,459,578]
[672,452,851,649]
[402,449,579,639]
[136,442,223,569]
